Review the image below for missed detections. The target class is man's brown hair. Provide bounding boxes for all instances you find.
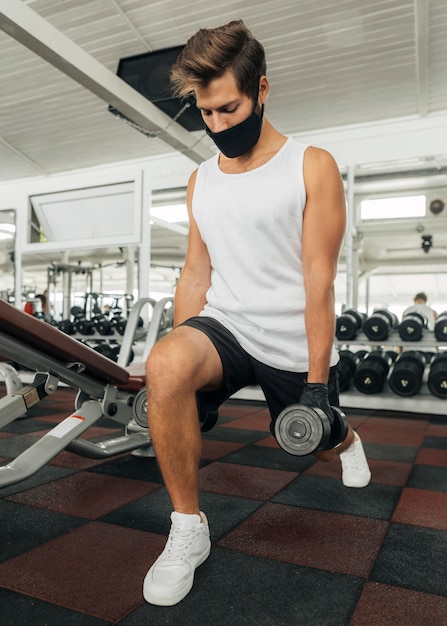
[171,20,266,102]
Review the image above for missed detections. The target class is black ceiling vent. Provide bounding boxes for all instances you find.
[109,45,204,132]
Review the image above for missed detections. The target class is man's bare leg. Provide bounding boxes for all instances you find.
[146,325,223,513]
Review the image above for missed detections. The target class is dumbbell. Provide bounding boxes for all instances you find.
[362,309,398,341]
[398,311,426,341]
[115,316,127,335]
[75,314,96,335]
[57,319,75,334]
[338,350,366,392]
[274,402,348,456]
[353,350,394,394]
[389,351,426,397]
[96,315,114,336]
[434,311,447,341]
[93,342,118,361]
[427,353,447,399]
[132,389,219,432]
[336,309,366,341]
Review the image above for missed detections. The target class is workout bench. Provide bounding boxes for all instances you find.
[0,297,173,488]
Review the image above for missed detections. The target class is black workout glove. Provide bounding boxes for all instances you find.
[300,382,334,424]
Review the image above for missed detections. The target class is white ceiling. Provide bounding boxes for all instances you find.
[1,0,447,309]
[0,0,446,181]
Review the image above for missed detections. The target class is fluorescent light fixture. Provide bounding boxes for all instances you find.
[360,195,426,220]
[150,204,188,223]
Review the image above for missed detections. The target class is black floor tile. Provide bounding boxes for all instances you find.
[202,426,268,444]
[221,443,317,472]
[99,488,264,543]
[0,500,87,562]
[0,465,76,497]
[272,474,402,520]
[0,588,110,626]
[406,464,447,492]
[422,435,447,450]
[371,523,447,597]
[120,548,364,626]
[361,442,419,463]
[87,454,164,483]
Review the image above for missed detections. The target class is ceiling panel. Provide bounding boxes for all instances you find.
[0,0,445,182]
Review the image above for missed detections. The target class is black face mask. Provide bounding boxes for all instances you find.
[205,105,264,158]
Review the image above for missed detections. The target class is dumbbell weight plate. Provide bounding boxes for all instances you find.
[132,387,148,428]
[274,405,331,456]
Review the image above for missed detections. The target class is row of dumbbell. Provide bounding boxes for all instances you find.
[336,308,447,342]
[339,349,447,398]
[57,307,143,336]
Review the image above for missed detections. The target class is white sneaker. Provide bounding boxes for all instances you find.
[340,434,371,488]
[143,511,211,606]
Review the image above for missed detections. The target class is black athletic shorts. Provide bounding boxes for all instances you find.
[181,316,339,429]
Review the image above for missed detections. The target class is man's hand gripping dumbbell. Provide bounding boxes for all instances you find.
[274,382,355,459]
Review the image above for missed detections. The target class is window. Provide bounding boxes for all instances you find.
[360,195,426,220]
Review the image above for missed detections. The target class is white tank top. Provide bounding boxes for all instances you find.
[192,137,339,372]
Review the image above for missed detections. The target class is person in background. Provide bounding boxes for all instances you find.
[403,292,438,330]
[143,19,371,607]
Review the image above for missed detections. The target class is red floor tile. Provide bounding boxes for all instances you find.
[415,448,447,467]
[357,416,428,446]
[199,461,298,500]
[254,434,279,448]
[223,413,271,431]
[220,404,265,418]
[350,581,447,625]
[6,472,161,519]
[392,487,447,531]
[218,502,389,578]
[201,439,246,461]
[0,521,164,622]
[425,422,447,438]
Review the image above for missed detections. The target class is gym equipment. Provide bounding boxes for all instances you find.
[96,315,115,336]
[338,350,366,392]
[0,296,175,488]
[427,353,447,399]
[389,351,426,397]
[274,403,348,456]
[132,388,219,432]
[362,309,398,341]
[398,311,426,341]
[336,309,366,341]
[434,311,447,342]
[57,319,75,334]
[353,350,394,394]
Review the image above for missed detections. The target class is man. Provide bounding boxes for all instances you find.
[143,20,371,606]
[403,292,438,331]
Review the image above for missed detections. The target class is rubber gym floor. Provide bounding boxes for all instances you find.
[0,384,446,625]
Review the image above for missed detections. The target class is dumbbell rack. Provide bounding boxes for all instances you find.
[337,330,447,416]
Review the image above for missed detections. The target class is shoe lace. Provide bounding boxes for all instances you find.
[164,526,196,561]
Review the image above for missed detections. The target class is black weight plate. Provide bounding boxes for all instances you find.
[389,363,423,397]
[200,410,219,432]
[428,364,447,399]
